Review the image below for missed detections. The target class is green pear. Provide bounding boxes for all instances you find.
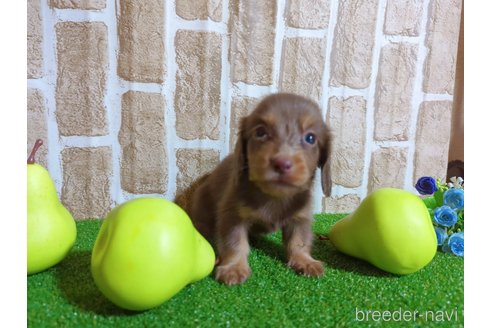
[27,139,77,275]
[91,197,215,311]
[329,188,437,275]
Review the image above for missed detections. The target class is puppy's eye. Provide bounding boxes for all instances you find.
[254,126,268,140]
[303,133,316,145]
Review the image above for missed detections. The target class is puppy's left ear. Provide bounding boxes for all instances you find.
[319,128,332,197]
[231,117,249,186]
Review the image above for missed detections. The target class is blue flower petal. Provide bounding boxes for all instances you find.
[433,206,459,227]
[444,188,464,210]
[448,232,464,257]
[415,176,438,195]
[434,227,447,246]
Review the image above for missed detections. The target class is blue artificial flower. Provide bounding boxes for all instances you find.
[447,232,464,257]
[444,188,464,210]
[434,227,448,246]
[415,176,438,195]
[433,206,458,227]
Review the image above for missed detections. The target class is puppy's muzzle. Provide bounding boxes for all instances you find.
[271,155,293,175]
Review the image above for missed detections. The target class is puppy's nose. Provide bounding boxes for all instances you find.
[271,156,293,174]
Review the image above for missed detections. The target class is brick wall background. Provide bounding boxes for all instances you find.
[27,0,463,219]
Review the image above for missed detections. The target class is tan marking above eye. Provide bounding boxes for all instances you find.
[259,113,278,127]
[300,114,321,133]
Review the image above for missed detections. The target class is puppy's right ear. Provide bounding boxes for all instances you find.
[232,117,249,186]
[319,128,332,197]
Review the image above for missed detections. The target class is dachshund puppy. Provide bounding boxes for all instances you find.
[176,93,332,285]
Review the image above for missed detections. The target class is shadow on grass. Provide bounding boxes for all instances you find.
[54,250,139,317]
[250,234,286,263]
[313,238,397,278]
[250,233,395,278]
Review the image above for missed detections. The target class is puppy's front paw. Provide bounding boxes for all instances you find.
[288,255,325,277]
[215,262,251,285]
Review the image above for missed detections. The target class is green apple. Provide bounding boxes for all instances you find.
[91,197,215,311]
[28,139,77,275]
[329,188,437,275]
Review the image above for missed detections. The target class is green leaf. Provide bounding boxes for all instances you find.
[422,196,437,209]
[434,190,444,207]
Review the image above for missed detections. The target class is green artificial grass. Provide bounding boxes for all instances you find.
[28,215,464,327]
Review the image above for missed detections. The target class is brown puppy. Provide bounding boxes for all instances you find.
[176,93,332,285]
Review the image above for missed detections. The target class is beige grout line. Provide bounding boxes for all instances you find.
[220,0,232,157]
[283,26,326,39]
[272,0,287,94]
[41,1,63,195]
[317,0,339,212]
[52,8,106,22]
[405,0,432,192]
[104,0,123,207]
[173,15,227,34]
[163,0,179,200]
[360,0,388,200]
